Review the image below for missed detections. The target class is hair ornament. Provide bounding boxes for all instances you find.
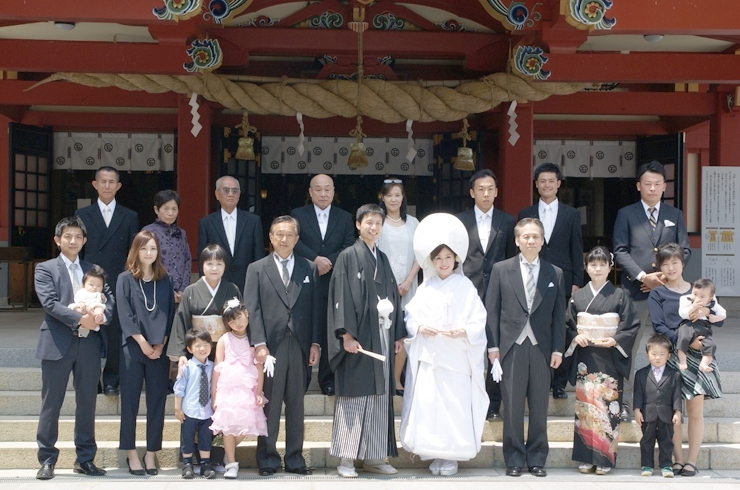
[226,297,241,309]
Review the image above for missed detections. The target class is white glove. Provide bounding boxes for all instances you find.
[490,358,503,383]
[263,355,277,377]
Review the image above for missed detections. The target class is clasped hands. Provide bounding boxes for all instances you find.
[574,334,617,348]
[417,324,467,338]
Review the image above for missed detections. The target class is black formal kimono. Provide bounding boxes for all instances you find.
[564,281,639,468]
[327,239,406,459]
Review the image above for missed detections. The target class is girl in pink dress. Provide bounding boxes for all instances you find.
[210,299,267,478]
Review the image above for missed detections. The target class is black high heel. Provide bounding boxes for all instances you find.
[142,457,158,476]
[126,458,145,476]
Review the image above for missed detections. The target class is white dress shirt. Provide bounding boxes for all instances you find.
[473,205,493,251]
[221,208,237,255]
[272,252,295,279]
[314,204,331,240]
[97,199,117,227]
[539,198,558,243]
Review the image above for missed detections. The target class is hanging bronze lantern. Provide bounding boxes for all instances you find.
[453,118,475,171]
[235,111,257,161]
[348,141,368,170]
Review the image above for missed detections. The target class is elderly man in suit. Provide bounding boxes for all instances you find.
[291,174,354,396]
[614,160,690,421]
[518,162,583,400]
[486,218,565,478]
[245,216,321,476]
[76,166,138,396]
[198,175,265,294]
[34,217,115,480]
[456,169,516,420]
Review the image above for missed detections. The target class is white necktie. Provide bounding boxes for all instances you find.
[319,211,328,240]
[102,206,111,227]
[478,214,490,251]
[69,263,82,293]
[226,215,235,255]
[543,206,553,242]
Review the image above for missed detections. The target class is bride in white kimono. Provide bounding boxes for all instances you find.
[400,213,488,476]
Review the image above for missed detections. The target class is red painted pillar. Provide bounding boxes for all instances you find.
[0,115,9,241]
[710,91,740,167]
[497,102,534,216]
[177,95,212,271]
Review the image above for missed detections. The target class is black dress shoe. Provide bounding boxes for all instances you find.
[486,409,502,421]
[395,389,404,397]
[529,466,547,477]
[36,463,55,480]
[74,460,106,476]
[103,385,119,396]
[259,467,276,476]
[126,458,144,476]
[286,466,312,475]
[322,386,335,396]
[142,458,158,475]
[619,406,632,422]
[506,466,522,477]
[552,388,568,399]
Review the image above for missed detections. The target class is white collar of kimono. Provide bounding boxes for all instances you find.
[588,281,608,297]
[201,276,221,297]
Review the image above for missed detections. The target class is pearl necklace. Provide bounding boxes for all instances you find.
[139,278,157,312]
[386,215,403,223]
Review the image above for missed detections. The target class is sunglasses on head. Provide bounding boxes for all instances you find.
[383,179,402,184]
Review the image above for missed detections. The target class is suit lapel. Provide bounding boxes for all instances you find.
[213,211,232,257]
[323,207,339,241]
[266,256,290,307]
[288,259,305,307]
[509,259,528,311]
[233,210,246,250]
[530,262,552,313]
[105,206,126,240]
[486,210,500,254]
[654,205,667,243]
[633,203,657,246]
[305,206,323,243]
[56,256,75,304]
[85,206,108,246]
[548,206,565,245]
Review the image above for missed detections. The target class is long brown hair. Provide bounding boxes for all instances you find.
[126,230,167,281]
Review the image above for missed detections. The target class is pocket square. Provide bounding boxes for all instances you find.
[303,276,310,283]
[664,219,675,227]
[548,282,555,287]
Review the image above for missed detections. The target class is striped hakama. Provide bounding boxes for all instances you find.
[330,320,393,460]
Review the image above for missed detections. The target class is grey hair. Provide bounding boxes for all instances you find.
[215,175,240,191]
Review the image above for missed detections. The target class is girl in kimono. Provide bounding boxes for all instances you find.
[167,244,242,371]
[565,246,639,475]
[400,213,488,477]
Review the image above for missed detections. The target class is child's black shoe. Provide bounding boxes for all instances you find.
[182,463,194,479]
[201,463,216,479]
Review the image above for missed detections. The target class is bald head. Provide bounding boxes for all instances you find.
[309,174,335,210]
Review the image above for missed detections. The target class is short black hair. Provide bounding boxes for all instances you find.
[469,169,498,189]
[534,162,562,181]
[636,160,666,181]
[200,244,228,264]
[82,264,106,285]
[656,242,684,268]
[185,329,212,348]
[55,216,87,238]
[95,166,120,181]
[153,189,180,208]
[270,215,300,236]
[356,203,385,224]
[645,334,672,353]
[693,278,715,296]
[585,246,613,267]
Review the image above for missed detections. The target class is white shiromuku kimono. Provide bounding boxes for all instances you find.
[400,273,488,461]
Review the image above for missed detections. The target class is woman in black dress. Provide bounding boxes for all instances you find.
[565,246,639,474]
[117,230,175,475]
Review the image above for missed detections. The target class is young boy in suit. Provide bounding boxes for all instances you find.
[633,334,682,478]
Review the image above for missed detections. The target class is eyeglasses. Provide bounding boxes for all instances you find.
[383,179,402,184]
[220,187,241,195]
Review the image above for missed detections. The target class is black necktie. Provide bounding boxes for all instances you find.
[199,364,208,407]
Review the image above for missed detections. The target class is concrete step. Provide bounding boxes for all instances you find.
[4,391,740,419]
[0,440,735,471]
[3,415,740,445]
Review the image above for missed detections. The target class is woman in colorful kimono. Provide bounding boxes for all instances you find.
[565,246,640,474]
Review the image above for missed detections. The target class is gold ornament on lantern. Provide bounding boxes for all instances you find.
[236,111,257,161]
[453,118,475,171]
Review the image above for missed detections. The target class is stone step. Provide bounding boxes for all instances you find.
[2,415,739,445]
[4,391,740,419]
[0,440,735,471]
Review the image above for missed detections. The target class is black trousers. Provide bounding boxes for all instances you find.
[37,332,102,465]
[181,415,213,455]
[257,330,308,471]
[485,357,502,412]
[119,341,169,451]
[639,420,674,468]
[311,294,333,391]
[102,315,122,388]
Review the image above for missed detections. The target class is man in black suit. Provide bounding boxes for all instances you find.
[245,216,321,476]
[613,160,691,421]
[198,175,265,293]
[291,174,354,395]
[456,169,516,419]
[34,217,115,480]
[76,166,138,396]
[486,218,565,478]
[518,162,583,400]
[633,334,682,474]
